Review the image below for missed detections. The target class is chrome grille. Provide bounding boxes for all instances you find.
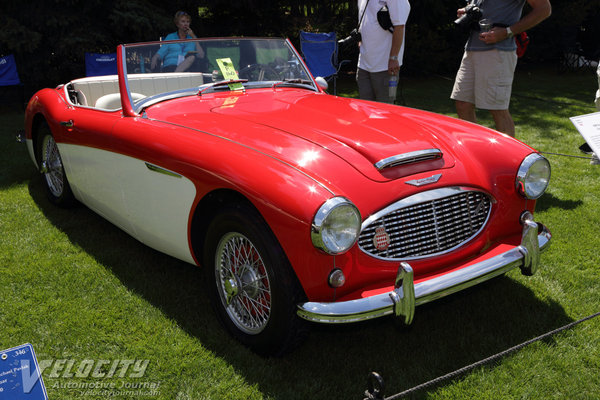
[358,188,492,260]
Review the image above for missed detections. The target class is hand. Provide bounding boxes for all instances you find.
[457,8,466,17]
[479,27,508,45]
[186,28,197,39]
[388,58,400,74]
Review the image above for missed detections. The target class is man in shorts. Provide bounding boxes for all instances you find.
[450,0,551,136]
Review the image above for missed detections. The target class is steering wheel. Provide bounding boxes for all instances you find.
[238,64,281,81]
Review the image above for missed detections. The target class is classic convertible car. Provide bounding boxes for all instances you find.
[23,38,551,355]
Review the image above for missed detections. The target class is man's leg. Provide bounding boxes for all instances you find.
[455,100,477,123]
[357,68,375,101]
[370,71,394,103]
[489,109,515,136]
[451,51,476,122]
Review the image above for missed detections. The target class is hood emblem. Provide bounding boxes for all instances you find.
[405,173,442,187]
[373,226,391,251]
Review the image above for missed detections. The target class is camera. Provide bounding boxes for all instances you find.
[454,0,483,30]
[338,29,362,49]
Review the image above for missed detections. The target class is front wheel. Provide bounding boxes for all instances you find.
[203,203,307,356]
[36,123,75,207]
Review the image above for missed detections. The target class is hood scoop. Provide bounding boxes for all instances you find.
[375,149,443,171]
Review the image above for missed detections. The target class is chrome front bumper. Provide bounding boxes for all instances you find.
[297,218,551,324]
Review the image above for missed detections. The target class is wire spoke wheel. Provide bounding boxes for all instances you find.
[41,135,65,198]
[204,203,308,355]
[215,232,272,334]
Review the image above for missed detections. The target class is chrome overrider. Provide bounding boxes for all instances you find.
[297,213,551,324]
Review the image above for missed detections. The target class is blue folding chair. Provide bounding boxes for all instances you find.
[0,54,24,108]
[299,31,348,95]
[85,52,117,77]
[0,54,21,86]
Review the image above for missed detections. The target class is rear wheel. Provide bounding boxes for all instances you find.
[36,123,75,207]
[203,203,307,355]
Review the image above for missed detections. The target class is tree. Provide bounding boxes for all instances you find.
[2,0,598,95]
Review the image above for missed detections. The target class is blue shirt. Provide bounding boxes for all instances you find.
[466,0,525,52]
[156,32,196,67]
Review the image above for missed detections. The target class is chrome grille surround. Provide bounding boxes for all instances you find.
[358,187,493,261]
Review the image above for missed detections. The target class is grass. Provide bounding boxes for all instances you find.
[1,65,600,399]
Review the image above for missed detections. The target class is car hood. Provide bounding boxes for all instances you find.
[146,89,526,184]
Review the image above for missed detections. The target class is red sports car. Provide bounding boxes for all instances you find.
[23,38,551,355]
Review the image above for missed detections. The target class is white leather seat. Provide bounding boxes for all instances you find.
[95,92,145,110]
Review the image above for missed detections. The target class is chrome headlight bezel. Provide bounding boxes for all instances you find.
[311,197,361,255]
[516,153,551,199]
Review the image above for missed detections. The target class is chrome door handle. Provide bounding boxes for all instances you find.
[60,120,74,128]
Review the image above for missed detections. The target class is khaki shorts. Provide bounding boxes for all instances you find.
[450,49,517,110]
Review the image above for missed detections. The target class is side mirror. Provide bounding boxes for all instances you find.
[315,77,328,91]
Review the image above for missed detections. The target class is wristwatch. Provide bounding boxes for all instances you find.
[389,55,398,61]
[506,27,514,39]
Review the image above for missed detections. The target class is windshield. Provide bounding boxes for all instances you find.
[121,38,314,111]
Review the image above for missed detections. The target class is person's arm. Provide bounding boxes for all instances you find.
[186,28,205,58]
[480,0,551,44]
[151,53,161,70]
[388,25,405,74]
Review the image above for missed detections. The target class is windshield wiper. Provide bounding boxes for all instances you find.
[198,79,248,95]
[271,79,315,90]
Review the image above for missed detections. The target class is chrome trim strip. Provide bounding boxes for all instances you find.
[297,221,551,324]
[145,162,182,178]
[374,149,442,170]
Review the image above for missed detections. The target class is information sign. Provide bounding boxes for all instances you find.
[570,111,600,157]
[0,344,48,399]
[216,58,244,91]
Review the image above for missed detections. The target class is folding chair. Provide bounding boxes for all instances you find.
[0,54,25,108]
[85,52,118,77]
[299,31,349,95]
[558,26,598,73]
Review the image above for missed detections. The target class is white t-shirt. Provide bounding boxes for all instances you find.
[357,0,411,73]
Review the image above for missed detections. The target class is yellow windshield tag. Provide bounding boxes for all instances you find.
[216,58,244,91]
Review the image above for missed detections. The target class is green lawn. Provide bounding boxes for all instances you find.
[1,65,599,399]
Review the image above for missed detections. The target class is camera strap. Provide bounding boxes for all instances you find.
[357,0,372,32]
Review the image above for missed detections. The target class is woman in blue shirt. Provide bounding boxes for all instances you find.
[151,11,205,72]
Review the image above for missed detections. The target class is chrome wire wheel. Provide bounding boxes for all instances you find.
[215,232,272,335]
[41,135,65,198]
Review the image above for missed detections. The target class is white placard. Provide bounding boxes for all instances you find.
[570,111,600,156]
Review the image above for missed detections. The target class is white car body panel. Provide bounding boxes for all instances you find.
[58,143,197,264]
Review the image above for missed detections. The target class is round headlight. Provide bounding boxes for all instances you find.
[516,153,551,199]
[311,197,361,255]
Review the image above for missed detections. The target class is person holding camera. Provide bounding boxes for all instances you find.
[450,0,551,137]
[355,0,411,104]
